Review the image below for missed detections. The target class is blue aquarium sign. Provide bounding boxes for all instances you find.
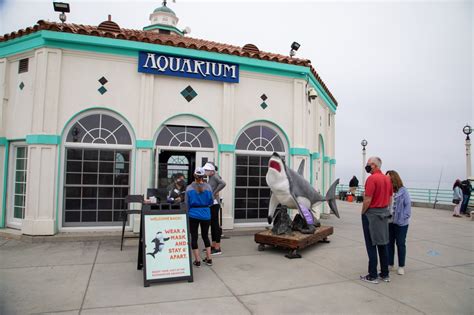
[138,52,239,83]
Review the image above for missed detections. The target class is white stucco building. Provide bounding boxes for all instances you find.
[0,4,338,235]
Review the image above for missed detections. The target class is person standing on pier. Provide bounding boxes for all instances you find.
[386,170,411,275]
[203,162,226,255]
[452,180,463,218]
[349,176,359,196]
[360,157,393,284]
[460,179,472,216]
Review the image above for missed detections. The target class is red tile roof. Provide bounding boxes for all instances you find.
[1,20,337,106]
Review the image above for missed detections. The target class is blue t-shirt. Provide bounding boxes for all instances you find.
[185,182,213,220]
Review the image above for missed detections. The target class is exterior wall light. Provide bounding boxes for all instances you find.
[53,2,70,23]
[290,41,300,58]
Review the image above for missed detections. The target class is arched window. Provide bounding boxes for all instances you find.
[235,125,284,152]
[234,124,287,223]
[63,112,133,227]
[156,125,213,148]
[66,113,132,145]
[167,155,190,182]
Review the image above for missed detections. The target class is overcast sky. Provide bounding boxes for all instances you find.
[1,0,472,189]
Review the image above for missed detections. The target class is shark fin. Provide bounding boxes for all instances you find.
[297,159,305,176]
[325,178,340,218]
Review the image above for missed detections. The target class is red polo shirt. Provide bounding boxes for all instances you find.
[365,170,393,208]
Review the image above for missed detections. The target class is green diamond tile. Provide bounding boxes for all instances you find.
[260,102,268,109]
[98,86,107,95]
[19,82,25,90]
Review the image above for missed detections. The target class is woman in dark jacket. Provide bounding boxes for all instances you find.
[386,170,411,275]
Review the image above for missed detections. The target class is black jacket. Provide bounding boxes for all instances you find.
[349,177,359,188]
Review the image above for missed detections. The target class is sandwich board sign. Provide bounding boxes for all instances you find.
[141,207,193,287]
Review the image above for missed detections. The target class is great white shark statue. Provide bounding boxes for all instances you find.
[266,152,340,233]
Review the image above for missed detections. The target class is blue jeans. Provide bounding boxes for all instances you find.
[362,214,389,278]
[460,194,470,214]
[388,223,409,267]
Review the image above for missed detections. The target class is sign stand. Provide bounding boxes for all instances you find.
[137,204,193,287]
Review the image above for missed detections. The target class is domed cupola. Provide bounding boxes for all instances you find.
[144,0,185,36]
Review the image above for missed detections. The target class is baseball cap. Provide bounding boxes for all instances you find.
[203,162,215,171]
[194,167,206,176]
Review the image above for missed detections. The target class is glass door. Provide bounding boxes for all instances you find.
[7,145,28,228]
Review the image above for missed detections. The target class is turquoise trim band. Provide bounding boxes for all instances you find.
[218,144,235,153]
[26,134,61,145]
[136,140,154,149]
[289,147,310,156]
[0,137,7,146]
[330,158,336,165]
[0,31,337,112]
[143,24,184,36]
[311,152,320,160]
[323,156,330,163]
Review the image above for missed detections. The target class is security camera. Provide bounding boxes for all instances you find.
[183,26,191,35]
[308,87,318,100]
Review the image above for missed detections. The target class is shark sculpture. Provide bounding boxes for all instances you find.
[266,152,340,234]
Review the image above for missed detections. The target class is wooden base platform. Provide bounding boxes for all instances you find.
[254,226,334,259]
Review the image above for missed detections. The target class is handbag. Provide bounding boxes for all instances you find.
[452,199,460,205]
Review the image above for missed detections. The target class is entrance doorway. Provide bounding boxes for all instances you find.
[155,149,215,191]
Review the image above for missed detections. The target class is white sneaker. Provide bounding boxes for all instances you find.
[397,267,405,275]
[389,265,395,271]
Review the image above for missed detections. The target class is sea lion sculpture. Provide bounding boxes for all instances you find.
[266,152,340,234]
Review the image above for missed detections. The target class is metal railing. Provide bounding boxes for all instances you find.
[336,184,474,207]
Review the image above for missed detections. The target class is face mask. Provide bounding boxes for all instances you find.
[195,177,204,184]
[177,179,185,186]
[365,165,372,173]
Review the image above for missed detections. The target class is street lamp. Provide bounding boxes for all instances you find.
[361,139,368,185]
[463,124,472,178]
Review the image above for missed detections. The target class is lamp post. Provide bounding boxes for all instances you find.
[361,139,368,185]
[463,124,472,178]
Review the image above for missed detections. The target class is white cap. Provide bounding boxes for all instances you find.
[203,162,215,171]
[194,167,206,176]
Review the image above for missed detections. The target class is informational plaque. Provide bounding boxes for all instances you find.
[141,208,193,286]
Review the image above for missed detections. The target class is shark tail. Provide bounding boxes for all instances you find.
[325,178,340,218]
[147,253,155,258]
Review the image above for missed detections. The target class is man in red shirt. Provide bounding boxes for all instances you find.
[360,156,393,284]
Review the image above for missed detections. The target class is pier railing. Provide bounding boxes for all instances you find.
[335,184,465,206]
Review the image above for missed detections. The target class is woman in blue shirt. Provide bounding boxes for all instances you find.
[185,167,214,267]
[386,170,411,276]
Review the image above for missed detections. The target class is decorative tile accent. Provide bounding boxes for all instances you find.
[260,102,268,110]
[19,82,25,90]
[98,86,107,95]
[181,85,198,102]
[260,94,267,101]
[98,76,108,85]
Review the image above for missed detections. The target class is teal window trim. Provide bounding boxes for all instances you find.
[26,134,61,145]
[310,157,314,186]
[1,142,9,228]
[0,31,337,112]
[0,137,7,146]
[323,156,330,163]
[289,147,310,156]
[218,144,235,153]
[330,158,336,165]
[143,24,184,36]
[311,152,320,160]
[54,144,61,233]
[136,140,154,149]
